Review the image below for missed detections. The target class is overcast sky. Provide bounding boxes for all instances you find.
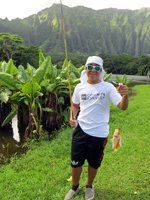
[1,0,150,20]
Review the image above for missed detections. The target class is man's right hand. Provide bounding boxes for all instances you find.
[70,119,77,128]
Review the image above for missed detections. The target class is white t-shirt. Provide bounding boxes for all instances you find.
[72,81,122,138]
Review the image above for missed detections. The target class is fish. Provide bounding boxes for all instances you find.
[112,128,121,151]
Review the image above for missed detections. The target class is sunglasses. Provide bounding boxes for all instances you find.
[87,65,102,71]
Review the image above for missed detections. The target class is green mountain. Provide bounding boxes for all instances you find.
[0,4,150,56]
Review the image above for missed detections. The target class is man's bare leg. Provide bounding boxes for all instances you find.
[72,166,82,186]
[87,164,98,186]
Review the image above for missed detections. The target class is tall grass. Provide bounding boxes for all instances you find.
[0,85,149,200]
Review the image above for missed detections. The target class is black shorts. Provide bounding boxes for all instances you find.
[71,124,108,169]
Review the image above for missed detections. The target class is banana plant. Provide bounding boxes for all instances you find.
[0,57,50,139]
[0,53,74,137]
[39,53,82,127]
[0,60,18,128]
[16,56,51,139]
[1,52,98,139]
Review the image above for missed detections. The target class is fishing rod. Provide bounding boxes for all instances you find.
[60,0,73,120]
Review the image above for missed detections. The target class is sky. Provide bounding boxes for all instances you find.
[1,0,150,20]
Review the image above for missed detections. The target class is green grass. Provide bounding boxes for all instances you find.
[0,85,150,200]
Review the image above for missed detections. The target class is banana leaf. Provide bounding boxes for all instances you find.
[22,82,41,95]
[1,110,17,127]
[32,57,50,84]
[39,51,45,65]
[5,59,18,76]
[0,92,9,103]
[0,72,17,89]
[18,65,29,83]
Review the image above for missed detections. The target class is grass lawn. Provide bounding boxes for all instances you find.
[0,85,150,200]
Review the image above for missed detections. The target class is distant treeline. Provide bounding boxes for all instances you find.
[51,52,150,76]
[0,33,149,75]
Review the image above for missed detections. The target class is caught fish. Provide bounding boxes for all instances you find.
[112,128,121,151]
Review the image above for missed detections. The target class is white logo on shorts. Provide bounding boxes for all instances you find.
[71,160,79,166]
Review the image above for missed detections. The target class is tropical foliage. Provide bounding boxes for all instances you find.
[0,52,90,139]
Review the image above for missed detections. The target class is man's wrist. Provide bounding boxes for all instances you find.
[73,114,77,120]
[122,94,128,98]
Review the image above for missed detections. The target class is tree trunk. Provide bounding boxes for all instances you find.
[17,103,29,141]
[42,93,61,134]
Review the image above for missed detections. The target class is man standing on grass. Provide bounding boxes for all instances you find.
[64,56,128,200]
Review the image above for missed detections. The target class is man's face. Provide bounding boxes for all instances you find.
[86,63,102,83]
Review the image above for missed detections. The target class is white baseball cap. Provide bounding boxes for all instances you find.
[85,56,103,69]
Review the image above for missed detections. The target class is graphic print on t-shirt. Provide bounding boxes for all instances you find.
[81,93,105,101]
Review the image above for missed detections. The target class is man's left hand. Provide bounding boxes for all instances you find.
[117,84,129,96]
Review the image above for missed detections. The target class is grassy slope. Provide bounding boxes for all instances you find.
[0,85,150,200]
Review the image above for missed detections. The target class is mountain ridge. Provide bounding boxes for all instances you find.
[1,4,150,21]
[0,4,150,56]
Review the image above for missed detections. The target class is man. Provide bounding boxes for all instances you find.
[64,56,128,200]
